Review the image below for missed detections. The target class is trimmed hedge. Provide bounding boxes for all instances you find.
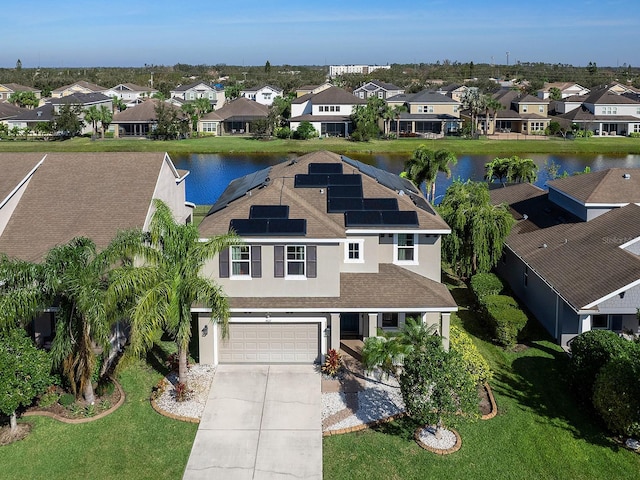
[569,330,631,402]
[483,294,528,348]
[470,273,503,301]
[450,325,492,385]
[593,352,640,437]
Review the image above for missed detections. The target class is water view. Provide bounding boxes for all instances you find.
[171,152,640,206]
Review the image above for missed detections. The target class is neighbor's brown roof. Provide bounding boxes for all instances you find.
[307,86,367,105]
[113,99,183,123]
[0,83,40,93]
[199,150,450,238]
[0,154,44,203]
[548,168,640,204]
[52,80,108,93]
[490,182,640,310]
[206,97,269,120]
[228,264,457,311]
[0,152,175,262]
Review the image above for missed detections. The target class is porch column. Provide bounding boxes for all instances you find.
[580,314,591,334]
[441,313,451,352]
[197,315,215,365]
[599,122,603,135]
[330,313,341,351]
[366,313,378,339]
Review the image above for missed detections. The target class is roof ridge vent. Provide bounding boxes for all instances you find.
[623,173,631,179]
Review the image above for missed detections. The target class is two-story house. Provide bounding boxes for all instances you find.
[195,151,457,365]
[353,80,404,100]
[240,84,283,106]
[537,82,590,100]
[289,86,367,137]
[479,89,550,135]
[103,83,158,107]
[554,86,640,136]
[490,168,640,347]
[51,81,108,98]
[436,84,472,103]
[0,83,42,103]
[386,90,462,136]
[198,97,270,135]
[170,81,225,109]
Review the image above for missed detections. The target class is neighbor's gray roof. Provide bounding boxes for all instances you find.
[387,90,460,104]
[0,101,27,119]
[490,181,640,310]
[112,99,184,123]
[49,92,111,105]
[202,97,269,121]
[548,168,640,204]
[52,81,108,93]
[294,86,367,105]
[584,87,640,105]
[7,103,55,122]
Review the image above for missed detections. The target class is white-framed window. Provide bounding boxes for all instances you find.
[522,105,528,113]
[592,314,609,329]
[208,93,214,100]
[231,245,250,277]
[344,240,364,263]
[189,92,195,100]
[394,234,417,264]
[335,105,340,112]
[633,124,640,133]
[539,105,544,113]
[531,122,545,131]
[359,92,365,98]
[377,91,383,99]
[418,105,434,113]
[453,105,459,113]
[201,122,217,132]
[286,245,305,276]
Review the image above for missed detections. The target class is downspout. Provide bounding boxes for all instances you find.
[555,294,559,342]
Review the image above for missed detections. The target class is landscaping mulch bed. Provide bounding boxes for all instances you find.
[478,384,492,416]
[0,423,32,446]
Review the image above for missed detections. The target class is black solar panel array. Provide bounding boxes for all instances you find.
[230,219,306,236]
[208,166,272,214]
[250,205,289,219]
[344,211,419,227]
[308,163,343,174]
[294,173,362,188]
[341,155,420,195]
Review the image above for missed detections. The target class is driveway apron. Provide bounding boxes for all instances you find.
[183,364,322,480]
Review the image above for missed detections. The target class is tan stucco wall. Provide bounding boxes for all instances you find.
[409,104,459,116]
[376,234,442,281]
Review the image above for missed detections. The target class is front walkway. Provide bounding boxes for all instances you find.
[182,365,322,480]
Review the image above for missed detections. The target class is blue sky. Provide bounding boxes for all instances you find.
[4,0,637,68]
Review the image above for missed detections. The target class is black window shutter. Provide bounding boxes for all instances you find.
[251,245,262,278]
[274,245,284,278]
[219,248,229,278]
[306,245,317,278]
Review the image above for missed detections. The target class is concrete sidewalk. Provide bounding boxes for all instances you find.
[183,364,322,480]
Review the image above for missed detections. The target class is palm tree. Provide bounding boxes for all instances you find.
[0,233,139,403]
[403,145,457,202]
[84,105,100,137]
[181,102,196,137]
[98,105,113,139]
[460,89,486,137]
[108,200,239,387]
[509,156,538,183]
[485,97,504,135]
[391,104,407,137]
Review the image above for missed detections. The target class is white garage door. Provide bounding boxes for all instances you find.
[218,323,319,364]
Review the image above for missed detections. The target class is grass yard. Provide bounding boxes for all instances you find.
[0,347,197,480]
[1,135,640,156]
[322,276,640,480]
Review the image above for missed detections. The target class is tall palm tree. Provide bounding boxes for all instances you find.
[0,233,139,404]
[485,96,504,135]
[403,145,457,202]
[84,105,100,137]
[460,89,486,137]
[98,105,113,139]
[392,104,408,137]
[108,200,239,388]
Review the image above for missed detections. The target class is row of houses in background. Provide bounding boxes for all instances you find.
[2,78,640,138]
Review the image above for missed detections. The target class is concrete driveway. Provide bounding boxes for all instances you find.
[183,364,322,480]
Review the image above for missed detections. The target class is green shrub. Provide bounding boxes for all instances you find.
[593,352,640,437]
[569,330,631,402]
[629,132,640,138]
[59,393,75,407]
[275,126,292,139]
[449,325,492,384]
[294,121,317,140]
[470,273,503,302]
[39,391,60,408]
[483,294,528,348]
[96,379,115,397]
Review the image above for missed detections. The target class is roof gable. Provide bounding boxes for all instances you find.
[548,168,640,205]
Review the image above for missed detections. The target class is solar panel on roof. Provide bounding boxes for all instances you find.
[250,205,289,219]
[327,185,363,198]
[341,155,420,195]
[409,193,436,214]
[381,211,419,227]
[309,163,343,174]
[208,166,272,214]
[328,197,363,213]
[328,174,362,186]
[267,219,306,236]
[230,218,306,236]
[363,198,399,210]
[229,219,269,235]
[344,210,383,226]
[294,174,330,187]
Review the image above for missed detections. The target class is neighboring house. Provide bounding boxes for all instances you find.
[386,90,462,136]
[554,86,640,136]
[240,85,283,106]
[198,97,269,136]
[537,82,590,100]
[49,93,113,135]
[0,152,192,346]
[436,84,472,103]
[295,82,333,98]
[170,82,225,109]
[489,168,640,347]
[289,86,367,137]
[103,83,158,106]
[195,150,457,365]
[51,81,108,98]
[475,88,550,135]
[329,64,391,77]
[0,83,42,102]
[0,102,27,124]
[4,103,54,132]
[353,80,404,100]
[111,98,184,137]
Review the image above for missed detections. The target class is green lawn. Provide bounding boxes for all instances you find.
[322,276,640,480]
[1,135,640,156]
[0,347,197,480]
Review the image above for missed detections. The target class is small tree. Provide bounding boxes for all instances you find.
[54,103,84,138]
[295,121,317,140]
[0,328,52,434]
[400,336,478,438]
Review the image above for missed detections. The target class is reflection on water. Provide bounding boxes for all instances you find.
[170,152,640,206]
